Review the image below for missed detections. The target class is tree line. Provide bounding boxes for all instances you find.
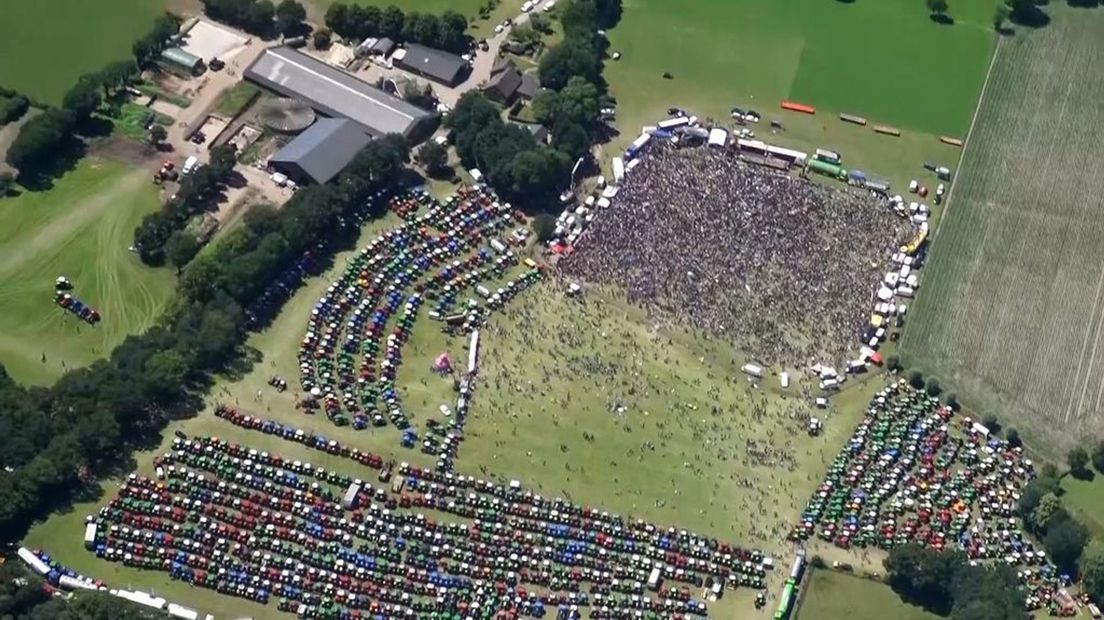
[885,544,1027,620]
[324,3,469,54]
[132,144,238,267]
[200,0,308,38]
[0,135,409,543]
[4,13,180,185]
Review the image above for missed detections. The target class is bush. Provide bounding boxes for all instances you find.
[886,355,901,372]
[944,392,959,409]
[1006,428,1022,448]
[313,28,332,49]
[0,94,30,125]
[925,377,942,397]
[532,213,557,242]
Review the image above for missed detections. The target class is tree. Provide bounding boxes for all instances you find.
[1032,493,1062,532]
[275,0,306,36]
[148,124,168,146]
[381,5,406,40]
[884,544,963,615]
[1006,0,1035,21]
[1006,427,1021,448]
[551,120,589,159]
[0,171,14,197]
[539,37,601,90]
[314,28,332,49]
[1092,439,1104,473]
[438,10,468,51]
[1081,540,1104,605]
[248,0,276,33]
[1068,447,1090,476]
[6,109,71,177]
[529,12,552,33]
[944,392,959,409]
[532,213,557,242]
[886,355,901,372]
[1018,475,1059,527]
[62,76,103,124]
[993,3,1010,29]
[926,0,949,13]
[165,231,202,270]
[324,3,351,37]
[925,377,942,397]
[416,141,449,176]
[908,370,924,390]
[208,144,238,180]
[1043,512,1089,572]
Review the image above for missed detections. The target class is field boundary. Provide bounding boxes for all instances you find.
[928,37,1002,246]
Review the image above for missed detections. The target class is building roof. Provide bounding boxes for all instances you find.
[372,37,395,55]
[394,44,467,84]
[483,61,523,101]
[517,73,540,100]
[245,46,433,137]
[162,47,203,69]
[270,118,372,184]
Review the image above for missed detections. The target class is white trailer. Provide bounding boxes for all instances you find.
[343,481,361,509]
[168,603,200,620]
[658,117,691,130]
[707,128,729,148]
[468,329,480,375]
[59,575,100,591]
[741,363,764,378]
[17,547,50,575]
[84,522,97,549]
[780,372,790,389]
[647,566,662,590]
[612,157,625,183]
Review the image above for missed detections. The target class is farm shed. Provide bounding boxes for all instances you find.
[269,118,371,185]
[160,47,205,75]
[394,44,468,86]
[244,46,437,140]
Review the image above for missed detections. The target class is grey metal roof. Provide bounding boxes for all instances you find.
[395,44,466,84]
[270,118,372,184]
[245,46,433,137]
[517,73,540,100]
[162,47,203,69]
[484,61,522,100]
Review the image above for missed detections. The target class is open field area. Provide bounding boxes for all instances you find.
[1062,474,1104,538]
[0,159,175,385]
[24,192,887,618]
[900,4,1104,457]
[0,0,165,104]
[602,0,993,189]
[795,569,940,620]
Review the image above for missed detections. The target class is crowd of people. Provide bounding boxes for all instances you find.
[561,145,909,366]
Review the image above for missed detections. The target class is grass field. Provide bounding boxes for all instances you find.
[1061,474,1104,538]
[0,159,175,385]
[24,203,889,618]
[796,569,940,620]
[602,0,995,189]
[0,0,165,105]
[900,4,1104,457]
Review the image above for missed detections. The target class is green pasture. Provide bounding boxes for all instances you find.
[99,102,172,142]
[0,159,175,385]
[900,4,1104,457]
[796,569,940,620]
[0,0,165,105]
[1061,474,1104,539]
[603,0,995,188]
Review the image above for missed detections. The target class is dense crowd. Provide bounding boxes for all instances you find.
[561,145,908,365]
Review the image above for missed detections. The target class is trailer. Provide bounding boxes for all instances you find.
[658,117,691,130]
[766,145,807,165]
[113,589,167,610]
[17,547,50,575]
[814,148,841,165]
[741,363,764,378]
[625,133,652,159]
[647,565,662,590]
[84,522,97,549]
[707,127,729,148]
[774,581,796,619]
[780,372,790,389]
[612,156,625,183]
[343,481,361,509]
[490,239,507,253]
[59,575,100,591]
[789,552,806,582]
[167,603,200,620]
[468,329,480,375]
[807,159,846,180]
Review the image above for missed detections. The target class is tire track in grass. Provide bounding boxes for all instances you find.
[1066,264,1104,423]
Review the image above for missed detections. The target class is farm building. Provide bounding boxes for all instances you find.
[244,46,437,140]
[161,47,205,75]
[483,58,539,104]
[393,44,468,86]
[268,118,372,185]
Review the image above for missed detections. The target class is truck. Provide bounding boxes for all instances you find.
[182,156,199,175]
[741,363,764,378]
